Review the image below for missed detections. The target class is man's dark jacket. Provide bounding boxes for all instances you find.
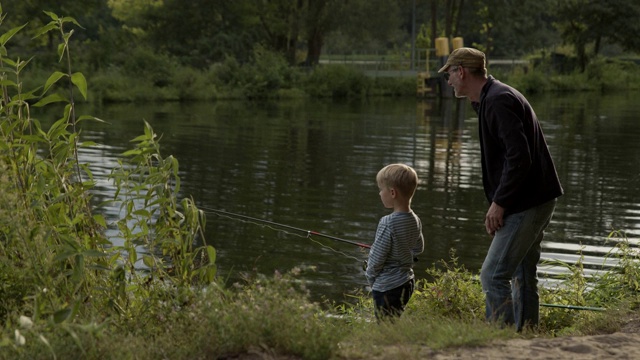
[472,76,564,216]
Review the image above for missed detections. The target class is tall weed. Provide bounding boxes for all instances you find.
[0,9,214,356]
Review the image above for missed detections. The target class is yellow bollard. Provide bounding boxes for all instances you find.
[452,37,464,50]
[435,37,450,57]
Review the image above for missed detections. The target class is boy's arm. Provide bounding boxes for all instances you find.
[413,232,425,257]
[365,221,392,286]
[412,217,425,256]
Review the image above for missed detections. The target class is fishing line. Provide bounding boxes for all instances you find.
[201,208,609,311]
[200,206,369,263]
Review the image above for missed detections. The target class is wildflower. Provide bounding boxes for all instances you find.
[19,315,33,329]
[15,330,25,346]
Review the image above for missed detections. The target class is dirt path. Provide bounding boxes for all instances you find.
[427,317,640,360]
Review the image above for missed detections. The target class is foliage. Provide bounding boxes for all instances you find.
[410,249,485,320]
[303,64,372,98]
[0,8,213,355]
[371,76,416,97]
[554,0,640,71]
[0,10,109,324]
[537,231,640,336]
[592,231,640,308]
[193,270,345,360]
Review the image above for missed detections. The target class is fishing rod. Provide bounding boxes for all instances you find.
[203,208,607,312]
[468,277,606,312]
[202,207,371,249]
[540,303,605,311]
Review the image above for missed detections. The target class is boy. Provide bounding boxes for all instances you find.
[366,163,424,319]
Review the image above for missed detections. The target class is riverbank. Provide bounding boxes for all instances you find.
[84,57,640,103]
[222,315,640,360]
[434,321,640,360]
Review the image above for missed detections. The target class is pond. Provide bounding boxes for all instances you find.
[63,91,640,303]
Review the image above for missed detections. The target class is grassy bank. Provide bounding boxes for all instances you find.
[20,46,640,104]
[75,55,640,103]
[2,239,638,359]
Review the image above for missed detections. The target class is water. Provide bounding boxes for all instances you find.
[53,92,640,303]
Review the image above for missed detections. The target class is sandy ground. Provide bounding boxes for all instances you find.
[427,316,640,360]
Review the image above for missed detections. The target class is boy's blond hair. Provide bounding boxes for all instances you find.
[376,164,418,199]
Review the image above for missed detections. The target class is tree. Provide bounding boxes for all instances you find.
[303,0,335,66]
[555,0,640,72]
[3,0,118,63]
[321,0,405,56]
[256,0,306,65]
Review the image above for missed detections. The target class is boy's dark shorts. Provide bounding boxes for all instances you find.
[372,278,415,319]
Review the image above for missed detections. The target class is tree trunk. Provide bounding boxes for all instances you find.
[431,0,437,46]
[453,0,464,36]
[445,0,453,37]
[306,30,323,66]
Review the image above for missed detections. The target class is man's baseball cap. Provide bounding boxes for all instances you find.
[438,47,486,73]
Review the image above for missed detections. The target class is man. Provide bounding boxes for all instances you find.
[439,47,563,331]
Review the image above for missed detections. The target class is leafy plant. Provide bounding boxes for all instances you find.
[0,8,215,356]
[410,249,485,320]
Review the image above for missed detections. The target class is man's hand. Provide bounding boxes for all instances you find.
[485,202,505,236]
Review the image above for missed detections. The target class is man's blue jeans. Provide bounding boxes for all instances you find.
[480,199,557,331]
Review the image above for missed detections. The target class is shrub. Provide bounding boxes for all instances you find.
[410,250,485,320]
[304,64,372,98]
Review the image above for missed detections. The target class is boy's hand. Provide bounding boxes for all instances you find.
[362,260,368,272]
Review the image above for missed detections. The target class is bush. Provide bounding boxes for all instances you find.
[170,67,218,101]
[303,64,372,98]
[208,46,303,99]
[410,250,485,320]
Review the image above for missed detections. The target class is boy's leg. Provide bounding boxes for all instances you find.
[372,279,415,319]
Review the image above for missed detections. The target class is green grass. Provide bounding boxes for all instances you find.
[3,248,637,359]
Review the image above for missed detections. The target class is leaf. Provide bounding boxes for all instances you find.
[62,16,83,29]
[0,79,18,87]
[53,307,72,324]
[128,250,137,265]
[34,93,68,107]
[0,24,27,46]
[13,91,39,102]
[57,43,65,60]
[19,135,47,143]
[143,255,155,268]
[32,23,58,38]
[43,11,60,21]
[77,115,108,124]
[207,246,217,264]
[122,149,142,157]
[79,140,98,147]
[133,209,151,217]
[47,118,69,138]
[42,71,67,95]
[71,72,87,100]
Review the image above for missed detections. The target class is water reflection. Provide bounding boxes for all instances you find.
[49,94,640,303]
